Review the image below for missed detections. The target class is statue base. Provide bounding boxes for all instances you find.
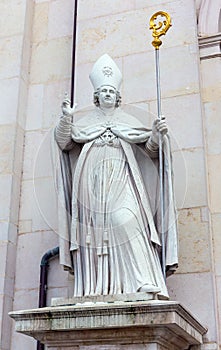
[9,300,207,350]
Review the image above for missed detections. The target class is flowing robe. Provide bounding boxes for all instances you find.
[54,108,178,299]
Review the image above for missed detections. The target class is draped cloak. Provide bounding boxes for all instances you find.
[53,108,178,298]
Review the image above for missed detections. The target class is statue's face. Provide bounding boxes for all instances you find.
[98,85,117,109]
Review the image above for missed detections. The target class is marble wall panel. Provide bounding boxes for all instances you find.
[211,213,221,276]
[167,272,217,341]
[0,175,14,222]
[26,84,44,131]
[48,0,75,39]
[17,78,29,128]
[30,37,72,84]
[22,131,46,180]
[204,100,221,155]
[0,78,20,124]
[173,148,207,209]
[0,222,17,244]
[0,35,23,80]
[149,93,203,152]
[32,1,49,43]
[9,174,23,225]
[216,276,221,344]
[13,124,25,177]
[0,1,26,38]
[207,155,221,213]
[15,231,59,290]
[78,0,135,20]
[13,289,39,311]
[123,45,200,104]
[0,125,15,174]
[201,58,221,103]
[47,257,70,289]
[19,179,57,232]
[1,294,13,349]
[177,207,211,274]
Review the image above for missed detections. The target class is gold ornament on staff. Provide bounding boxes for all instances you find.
[149,11,172,281]
[149,11,172,49]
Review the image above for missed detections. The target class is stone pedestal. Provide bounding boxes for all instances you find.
[9,300,207,350]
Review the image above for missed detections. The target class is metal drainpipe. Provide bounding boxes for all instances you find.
[36,0,78,348]
[37,246,59,350]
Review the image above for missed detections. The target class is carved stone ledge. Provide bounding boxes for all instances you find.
[198,33,221,59]
[9,300,207,349]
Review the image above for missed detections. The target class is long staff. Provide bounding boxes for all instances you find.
[149,11,172,281]
[71,0,79,106]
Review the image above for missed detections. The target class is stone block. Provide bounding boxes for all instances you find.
[150,93,203,151]
[0,78,20,124]
[22,131,46,180]
[123,45,199,104]
[135,0,176,7]
[13,124,25,177]
[1,294,13,350]
[0,222,17,245]
[20,1,34,83]
[26,84,44,131]
[47,258,70,290]
[48,0,75,39]
[30,37,72,84]
[33,177,58,232]
[0,35,23,79]
[32,1,49,43]
[207,155,221,213]
[13,289,39,311]
[201,58,221,103]
[78,0,135,20]
[211,213,221,276]
[0,124,15,174]
[167,272,216,342]
[204,100,221,155]
[177,207,211,274]
[0,1,26,38]
[173,148,207,209]
[19,178,57,232]
[15,231,59,290]
[10,174,22,225]
[17,78,28,128]
[216,276,221,344]
[0,174,13,221]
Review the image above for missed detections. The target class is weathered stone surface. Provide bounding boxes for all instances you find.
[9,301,207,350]
[30,38,72,84]
[177,207,211,273]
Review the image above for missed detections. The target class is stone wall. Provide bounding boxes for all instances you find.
[0,0,220,349]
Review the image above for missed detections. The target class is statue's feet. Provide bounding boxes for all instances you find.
[138,284,161,293]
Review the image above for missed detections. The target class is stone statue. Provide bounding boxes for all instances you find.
[54,54,178,299]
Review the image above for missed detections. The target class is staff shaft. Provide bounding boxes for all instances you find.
[155,49,166,281]
[71,0,78,106]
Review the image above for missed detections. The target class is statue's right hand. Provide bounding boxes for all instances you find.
[61,97,76,117]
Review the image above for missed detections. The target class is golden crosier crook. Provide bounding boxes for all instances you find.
[149,11,172,49]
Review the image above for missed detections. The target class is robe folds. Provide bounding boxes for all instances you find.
[53,108,178,299]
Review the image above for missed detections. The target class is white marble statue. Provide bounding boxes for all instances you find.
[54,54,178,299]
